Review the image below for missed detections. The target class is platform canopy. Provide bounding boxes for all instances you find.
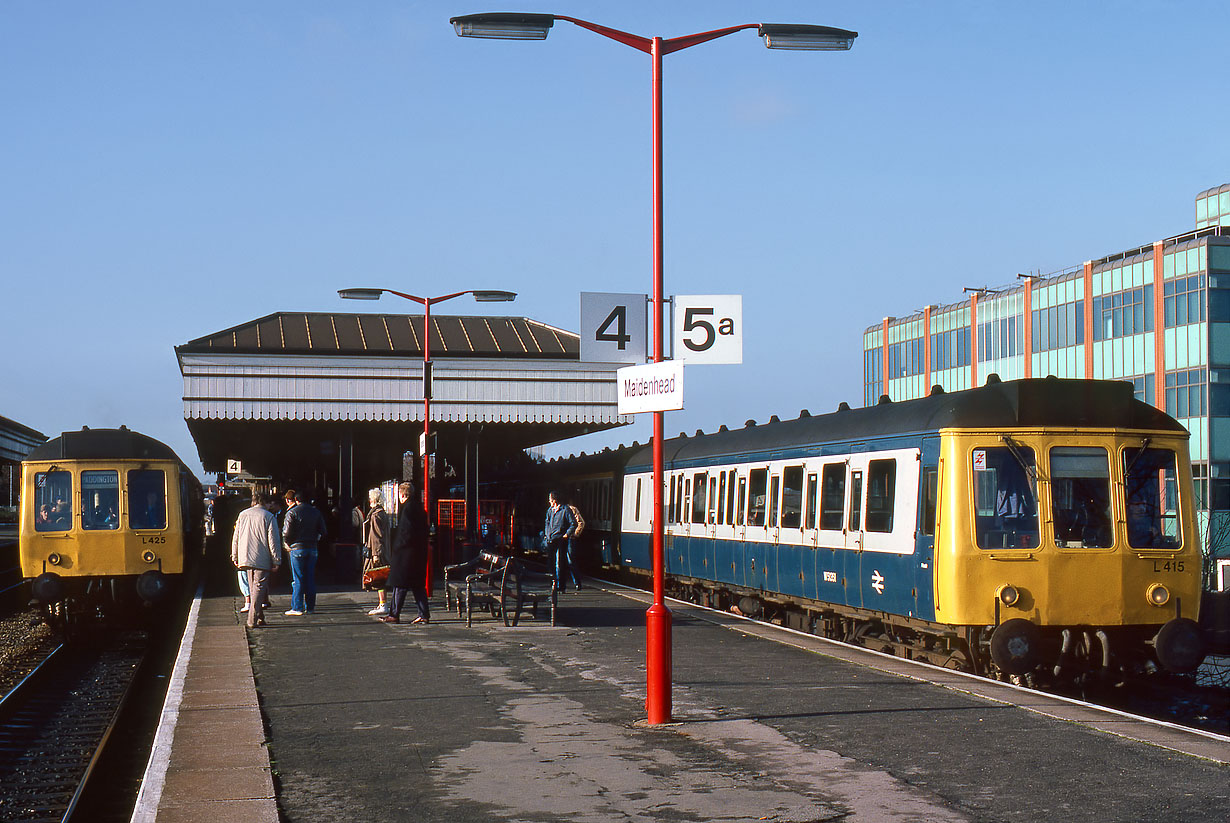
[176,312,631,497]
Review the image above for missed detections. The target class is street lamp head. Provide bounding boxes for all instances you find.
[338,288,385,300]
[471,290,517,302]
[451,12,554,40]
[758,24,857,51]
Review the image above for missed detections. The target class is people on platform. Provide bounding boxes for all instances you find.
[364,488,392,616]
[544,491,578,593]
[283,489,328,616]
[232,493,283,628]
[564,497,585,591]
[382,481,429,625]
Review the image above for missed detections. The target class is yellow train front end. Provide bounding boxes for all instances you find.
[934,425,1205,678]
[19,455,188,615]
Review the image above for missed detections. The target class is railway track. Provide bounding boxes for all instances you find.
[0,631,148,823]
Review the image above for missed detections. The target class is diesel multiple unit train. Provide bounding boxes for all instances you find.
[19,426,203,623]
[509,376,1208,683]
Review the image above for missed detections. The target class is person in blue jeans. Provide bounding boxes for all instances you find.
[543,491,578,592]
[282,489,328,616]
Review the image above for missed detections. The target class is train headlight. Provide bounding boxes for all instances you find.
[996,584,1020,607]
[142,550,157,564]
[47,552,62,566]
[1147,583,1170,607]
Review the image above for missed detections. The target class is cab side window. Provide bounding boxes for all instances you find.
[129,469,167,530]
[34,470,73,532]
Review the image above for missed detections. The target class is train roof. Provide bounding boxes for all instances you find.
[25,426,185,464]
[625,377,1187,470]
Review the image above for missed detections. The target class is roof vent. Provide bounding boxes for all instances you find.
[986,373,1002,384]
[696,429,705,437]
[878,394,892,405]
[745,419,756,428]
[930,384,945,396]
[769,415,781,424]
[838,402,851,411]
[799,409,811,418]
[119,425,128,431]
[719,424,729,432]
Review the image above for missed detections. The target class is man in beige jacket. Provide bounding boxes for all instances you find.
[232,493,283,628]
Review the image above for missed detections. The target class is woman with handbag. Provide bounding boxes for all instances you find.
[363,488,391,615]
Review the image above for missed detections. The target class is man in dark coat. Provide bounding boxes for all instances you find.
[383,481,430,624]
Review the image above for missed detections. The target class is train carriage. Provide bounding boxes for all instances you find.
[605,376,1206,681]
[19,426,203,621]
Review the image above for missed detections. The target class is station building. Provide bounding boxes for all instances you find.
[176,311,629,543]
[0,415,46,514]
[861,185,1230,586]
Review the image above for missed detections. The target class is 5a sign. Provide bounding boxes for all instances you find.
[674,295,742,364]
[580,292,648,364]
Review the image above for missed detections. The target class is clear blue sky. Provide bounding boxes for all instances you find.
[4,2,1228,476]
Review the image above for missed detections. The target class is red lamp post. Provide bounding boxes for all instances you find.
[339,287,516,587]
[452,11,856,725]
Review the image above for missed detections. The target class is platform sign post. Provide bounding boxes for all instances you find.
[673,295,742,364]
[580,292,648,364]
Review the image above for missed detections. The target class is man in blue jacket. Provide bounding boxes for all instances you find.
[283,489,328,615]
[544,491,578,592]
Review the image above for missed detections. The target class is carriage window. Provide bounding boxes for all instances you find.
[820,464,845,530]
[1050,447,1111,548]
[922,468,938,536]
[692,472,708,524]
[865,460,896,533]
[717,472,727,525]
[636,478,643,522]
[736,477,746,526]
[82,470,119,531]
[768,475,781,528]
[849,471,863,531]
[1124,448,1181,549]
[748,469,768,526]
[129,469,167,530]
[667,476,676,524]
[34,470,73,531]
[782,466,804,529]
[708,476,717,524]
[805,472,818,530]
[726,470,736,524]
[973,446,1039,548]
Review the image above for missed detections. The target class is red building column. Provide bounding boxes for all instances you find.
[1083,261,1095,379]
[923,305,932,389]
[970,294,979,387]
[1153,241,1166,407]
[1022,279,1032,378]
[881,317,890,398]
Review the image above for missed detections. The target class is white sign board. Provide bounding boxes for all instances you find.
[226,459,243,474]
[580,292,648,363]
[673,294,742,364]
[617,360,684,414]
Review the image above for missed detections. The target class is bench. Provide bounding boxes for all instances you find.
[443,551,557,627]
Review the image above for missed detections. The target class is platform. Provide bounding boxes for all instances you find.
[134,582,1230,823]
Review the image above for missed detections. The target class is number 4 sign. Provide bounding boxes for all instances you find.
[580,292,648,363]
[674,295,742,364]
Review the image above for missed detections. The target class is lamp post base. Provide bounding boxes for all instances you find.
[645,602,673,723]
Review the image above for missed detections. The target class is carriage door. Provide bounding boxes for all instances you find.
[846,468,865,608]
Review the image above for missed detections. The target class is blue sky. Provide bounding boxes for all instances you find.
[4,2,1228,476]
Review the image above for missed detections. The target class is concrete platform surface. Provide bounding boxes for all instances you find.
[141,583,1229,823]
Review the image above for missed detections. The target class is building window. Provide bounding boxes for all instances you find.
[1128,375,1156,406]
[1164,274,1206,328]
[977,315,1023,362]
[1165,368,1206,419]
[887,338,925,379]
[1092,285,1153,341]
[1031,301,1085,352]
[1193,462,1208,512]
[864,346,883,406]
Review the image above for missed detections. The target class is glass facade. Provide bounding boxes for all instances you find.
[860,185,1230,570]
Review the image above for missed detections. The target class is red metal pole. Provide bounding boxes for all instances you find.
[645,35,672,725]
[423,299,433,594]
